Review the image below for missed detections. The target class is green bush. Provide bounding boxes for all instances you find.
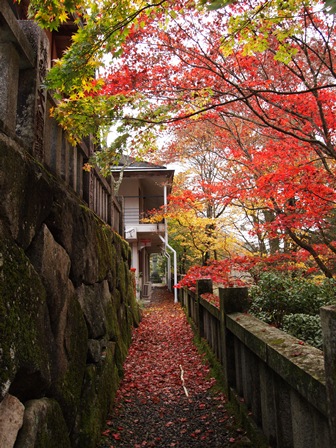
[249,272,336,349]
[150,271,162,283]
[282,314,323,350]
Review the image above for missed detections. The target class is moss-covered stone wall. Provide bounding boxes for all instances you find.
[0,133,140,447]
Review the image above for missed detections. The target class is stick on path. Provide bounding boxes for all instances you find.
[98,287,253,447]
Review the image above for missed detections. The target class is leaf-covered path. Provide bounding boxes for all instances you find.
[98,287,252,448]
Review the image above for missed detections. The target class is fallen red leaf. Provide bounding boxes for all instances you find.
[112,433,121,440]
[101,429,110,436]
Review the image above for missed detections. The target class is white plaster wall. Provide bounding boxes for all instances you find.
[120,179,141,224]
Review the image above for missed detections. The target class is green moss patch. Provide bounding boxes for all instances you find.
[0,233,52,399]
[72,343,119,448]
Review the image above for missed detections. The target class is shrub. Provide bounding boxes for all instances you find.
[282,314,323,350]
[150,271,162,283]
[249,272,336,349]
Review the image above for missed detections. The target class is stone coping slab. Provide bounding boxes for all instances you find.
[226,312,327,416]
[0,2,35,68]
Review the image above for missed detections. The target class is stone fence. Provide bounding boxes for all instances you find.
[0,0,123,234]
[180,279,336,447]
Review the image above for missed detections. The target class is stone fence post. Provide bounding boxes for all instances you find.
[219,287,249,394]
[0,41,20,133]
[0,1,34,135]
[320,305,336,445]
[0,2,49,159]
[195,279,213,338]
[18,21,49,161]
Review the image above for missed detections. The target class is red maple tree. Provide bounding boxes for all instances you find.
[98,1,336,278]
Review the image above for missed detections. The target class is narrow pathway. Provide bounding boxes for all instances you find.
[98,287,253,448]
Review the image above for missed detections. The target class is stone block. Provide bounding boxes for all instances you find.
[220,287,250,314]
[71,342,118,448]
[0,225,53,402]
[48,295,88,432]
[27,224,75,336]
[87,339,103,363]
[45,194,113,286]
[0,136,54,249]
[0,394,24,448]
[14,398,70,448]
[76,283,108,339]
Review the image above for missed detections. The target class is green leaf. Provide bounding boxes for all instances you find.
[324,0,336,14]
[204,0,233,11]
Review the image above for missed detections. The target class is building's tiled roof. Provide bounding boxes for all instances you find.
[116,156,167,170]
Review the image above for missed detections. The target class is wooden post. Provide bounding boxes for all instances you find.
[196,279,213,338]
[219,287,249,394]
[108,176,113,226]
[320,305,336,445]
